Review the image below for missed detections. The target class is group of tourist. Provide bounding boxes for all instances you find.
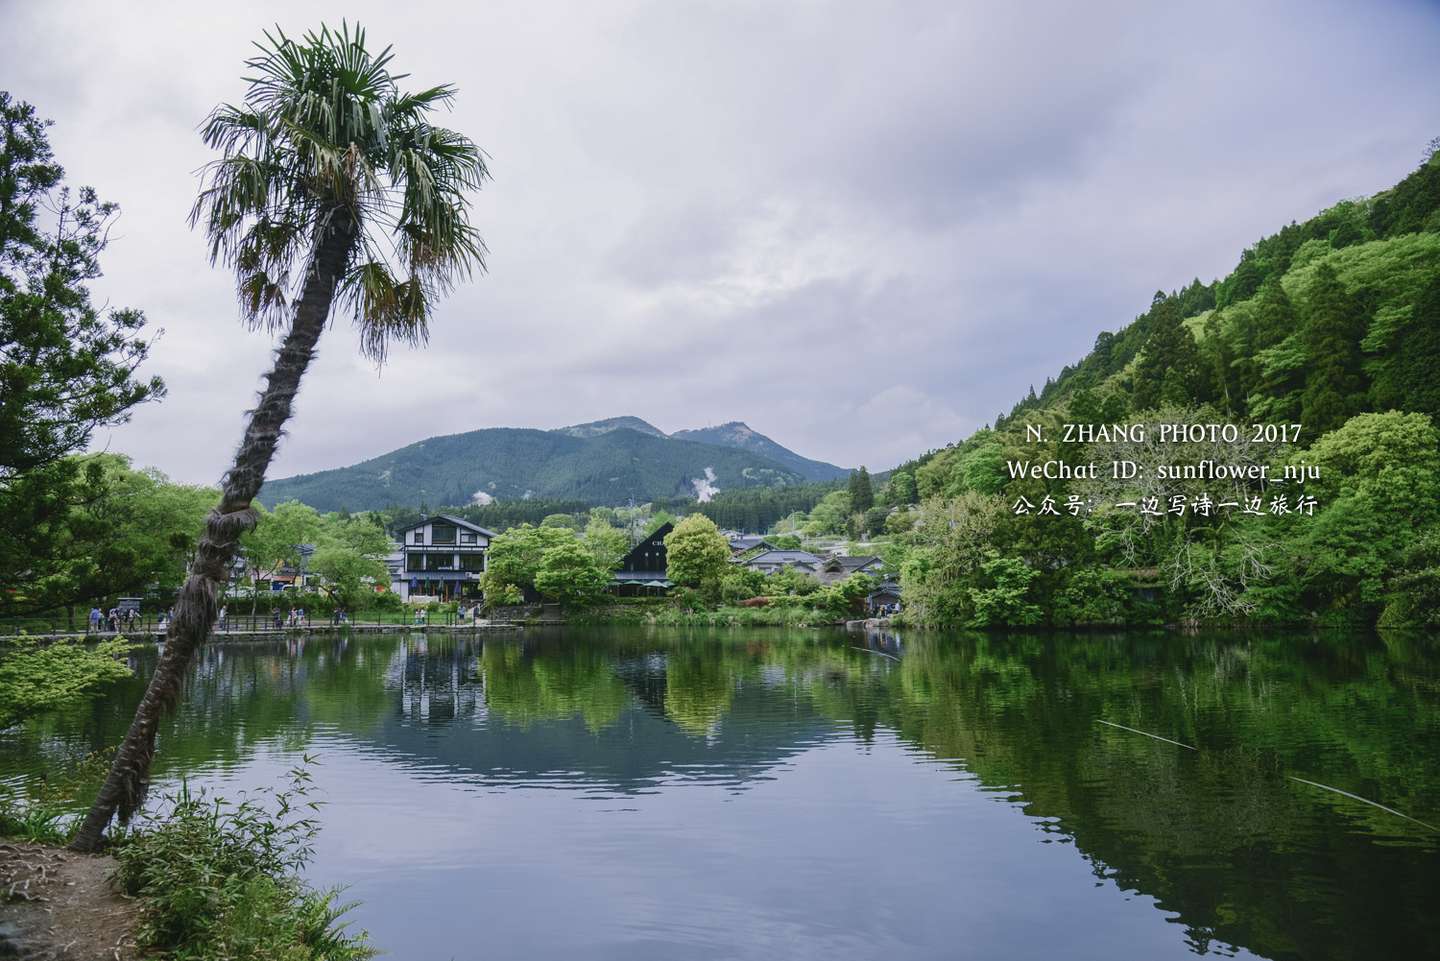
[86,604,178,633]
[88,605,140,633]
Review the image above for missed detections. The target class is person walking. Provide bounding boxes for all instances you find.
[218,605,228,631]
[88,606,101,634]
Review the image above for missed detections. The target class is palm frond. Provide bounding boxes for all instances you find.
[192,21,487,360]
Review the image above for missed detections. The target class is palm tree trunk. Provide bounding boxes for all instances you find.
[70,210,356,852]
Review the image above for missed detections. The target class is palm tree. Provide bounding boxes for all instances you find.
[71,23,488,852]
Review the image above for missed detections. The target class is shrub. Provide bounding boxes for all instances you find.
[115,764,373,961]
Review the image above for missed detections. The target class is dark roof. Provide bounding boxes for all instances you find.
[744,549,822,567]
[823,555,882,571]
[728,534,773,550]
[395,514,498,538]
[618,522,673,574]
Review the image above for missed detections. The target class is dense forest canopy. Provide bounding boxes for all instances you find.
[874,147,1440,628]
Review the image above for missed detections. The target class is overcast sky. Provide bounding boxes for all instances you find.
[6,0,1439,485]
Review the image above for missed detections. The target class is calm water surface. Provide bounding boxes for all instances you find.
[3,627,1439,960]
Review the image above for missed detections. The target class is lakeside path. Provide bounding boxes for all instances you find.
[2,622,528,645]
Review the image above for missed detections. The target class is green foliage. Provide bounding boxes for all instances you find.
[240,500,323,588]
[1376,274,1440,418]
[1052,567,1136,626]
[192,22,488,363]
[1131,296,1213,411]
[115,766,373,961]
[847,467,874,514]
[2,454,214,615]
[0,93,164,483]
[885,470,918,505]
[813,573,877,618]
[582,514,630,571]
[899,493,1006,627]
[1292,411,1440,608]
[480,524,576,597]
[967,553,1043,627]
[804,490,853,535]
[679,481,841,533]
[1299,264,1368,434]
[308,514,390,608]
[719,565,768,604]
[1383,527,1440,629]
[663,514,732,589]
[765,566,821,597]
[0,635,132,729]
[533,540,612,608]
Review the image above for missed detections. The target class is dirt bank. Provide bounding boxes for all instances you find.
[0,843,138,960]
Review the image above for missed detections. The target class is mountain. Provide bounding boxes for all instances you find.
[552,416,668,439]
[671,422,849,481]
[258,420,826,512]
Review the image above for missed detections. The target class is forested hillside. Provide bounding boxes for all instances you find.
[258,425,807,511]
[881,149,1440,629]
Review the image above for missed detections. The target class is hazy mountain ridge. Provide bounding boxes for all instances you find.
[259,416,843,512]
[670,422,849,481]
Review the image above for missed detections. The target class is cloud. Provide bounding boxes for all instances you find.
[6,0,1438,485]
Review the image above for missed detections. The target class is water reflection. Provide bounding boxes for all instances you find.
[3,627,1438,960]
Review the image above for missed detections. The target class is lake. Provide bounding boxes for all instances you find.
[3,627,1438,960]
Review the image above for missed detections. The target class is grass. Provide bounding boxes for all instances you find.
[1,758,373,961]
[113,762,374,961]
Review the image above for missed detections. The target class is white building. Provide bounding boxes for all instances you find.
[389,515,496,602]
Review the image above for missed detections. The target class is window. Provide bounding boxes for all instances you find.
[460,531,477,545]
[411,530,424,544]
[432,524,457,545]
[406,553,426,572]
[460,553,485,572]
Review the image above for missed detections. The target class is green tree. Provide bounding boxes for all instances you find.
[0,94,166,616]
[1296,411,1440,611]
[804,490,852,535]
[582,515,630,571]
[75,24,490,850]
[899,492,1006,627]
[967,553,1043,627]
[310,513,390,608]
[1384,274,1440,420]
[0,636,132,730]
[1131,296,1211,411]
[480,524,575,599]
[0,93,164,479]
[1,455,213,617]
[1300,264,1368,434]
[238,500,322,609]
[886,470,918,505]
[664,514,731,588]
[719,565,767,603]
[847,467,874,514]
[533,541,611,608]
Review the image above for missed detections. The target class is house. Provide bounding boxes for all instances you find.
[612,522,673,596]
[725,532,775,556]
[391,515,496,602]
[742,549,824,575]
[867,577,902,615]
[814,554,884,585]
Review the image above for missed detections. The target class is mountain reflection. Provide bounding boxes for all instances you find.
[5,627,1438,960]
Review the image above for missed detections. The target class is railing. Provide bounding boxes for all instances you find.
[0,607,486,637]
